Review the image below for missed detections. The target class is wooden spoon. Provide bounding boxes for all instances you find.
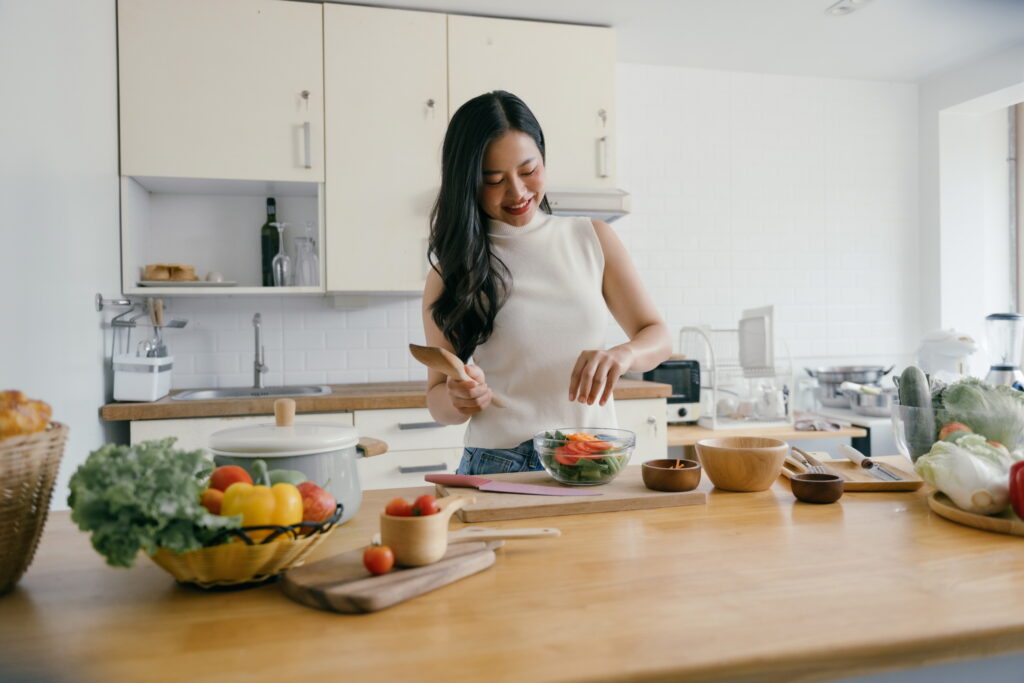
[409,344,505,408]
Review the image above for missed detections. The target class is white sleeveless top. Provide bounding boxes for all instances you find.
[464,211,618,449]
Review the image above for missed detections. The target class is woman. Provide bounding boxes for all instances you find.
[423,91,671,475]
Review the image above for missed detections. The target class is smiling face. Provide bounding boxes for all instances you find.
[479,130,547,226]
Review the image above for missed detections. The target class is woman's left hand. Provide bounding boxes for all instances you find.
[569,346,635,406]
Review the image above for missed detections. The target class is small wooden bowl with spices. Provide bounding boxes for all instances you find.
[641,458,702,492]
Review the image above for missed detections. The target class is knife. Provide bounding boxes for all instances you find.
[425,474,602,496]
[838,444,902,481]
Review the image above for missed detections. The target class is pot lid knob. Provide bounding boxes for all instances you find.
[275,398,296,427]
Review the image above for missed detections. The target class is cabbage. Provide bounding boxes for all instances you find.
[914,440,1009,515]
[937,377,1024,448]
[951,433,1021,470]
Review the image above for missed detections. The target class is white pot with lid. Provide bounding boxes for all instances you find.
[208,399,387,524]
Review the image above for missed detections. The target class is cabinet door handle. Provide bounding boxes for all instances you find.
[646,415,658,437]
[302,121,312,169]
[398,463,448,474]
[597,136,609,178]
[398,421,445,430]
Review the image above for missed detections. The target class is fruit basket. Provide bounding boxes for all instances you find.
[148,504,343,589]
[0,422,68,595]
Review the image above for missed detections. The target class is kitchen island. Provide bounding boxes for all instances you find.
[3,464,1024,682]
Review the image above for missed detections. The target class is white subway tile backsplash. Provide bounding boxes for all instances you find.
[305,349,348,371]
[325,329,366,349]
[347,349,389,370]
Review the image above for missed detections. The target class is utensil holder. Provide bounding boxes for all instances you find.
[113,355,173,402]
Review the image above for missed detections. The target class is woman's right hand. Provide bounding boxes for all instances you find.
[446,363,494,415]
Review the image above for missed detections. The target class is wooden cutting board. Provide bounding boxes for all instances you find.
[781,453,923,492]
[282,541,500,613]
[432,466,707,522]
[927,492,1024,536]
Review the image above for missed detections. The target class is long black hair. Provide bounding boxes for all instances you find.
[428,91,552,361]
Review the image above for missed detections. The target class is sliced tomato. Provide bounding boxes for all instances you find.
[567,432,597,442]
[578,440,613,453]
[554,453,580,465]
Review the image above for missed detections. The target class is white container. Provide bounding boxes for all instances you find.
[113,355,173,402]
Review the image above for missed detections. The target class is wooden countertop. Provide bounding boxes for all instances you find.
[99,379,671,421]
[6,460,1024,682]
[668,423,867,446]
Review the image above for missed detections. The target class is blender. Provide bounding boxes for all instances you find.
[984,313,1024,387]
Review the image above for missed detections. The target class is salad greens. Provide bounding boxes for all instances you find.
[934,376,1024,449]
[67,438,240,568]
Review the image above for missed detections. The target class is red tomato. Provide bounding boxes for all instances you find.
[578,440,613,453]
[363,545,395,575]
[209,465,253,492]
[554,453,580,466]
[385,497,413,516]
[412,494,440,516]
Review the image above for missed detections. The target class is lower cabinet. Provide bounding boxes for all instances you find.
[127,397,666,491]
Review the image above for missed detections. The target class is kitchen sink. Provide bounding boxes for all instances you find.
[172,385,332,401]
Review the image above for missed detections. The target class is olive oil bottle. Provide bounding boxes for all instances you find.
[260,198,279,287]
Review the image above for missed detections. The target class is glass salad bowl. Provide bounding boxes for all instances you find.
[892,404,1024,463]
[533,428,635,486]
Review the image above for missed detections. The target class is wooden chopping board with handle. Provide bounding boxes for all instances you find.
[432,466,707,522]
[282,541,500,614]
[781,452,923,492]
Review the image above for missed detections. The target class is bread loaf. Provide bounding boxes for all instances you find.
[0,390,52,439]
[144,263,198,281]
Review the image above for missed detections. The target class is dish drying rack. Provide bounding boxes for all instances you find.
[97,293,189,358]
[678,325,795,431]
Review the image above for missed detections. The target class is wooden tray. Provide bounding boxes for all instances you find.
[781,453,923,492]
[927,492,1024,536]
[282,541,500,613]
[432,466,707,522]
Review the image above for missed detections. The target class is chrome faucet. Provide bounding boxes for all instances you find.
[253,313,268,388]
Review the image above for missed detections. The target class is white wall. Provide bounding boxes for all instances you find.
[0,1,122,508]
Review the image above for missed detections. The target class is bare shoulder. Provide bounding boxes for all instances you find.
[589,218,628,258]
[422,266,444,310]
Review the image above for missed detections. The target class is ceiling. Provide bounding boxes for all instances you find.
[338,0,1024,82]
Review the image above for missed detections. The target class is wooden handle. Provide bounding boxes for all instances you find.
[274,398,296,427]
[791,446,823,467]
[438,347,472,381]
[781,456,805,479]
[154,299,164,327]
[357,437,388,458]
[447,527,561,543]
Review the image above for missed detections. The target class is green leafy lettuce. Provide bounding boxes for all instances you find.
[936,377,1024,448]
[67,438,240,568]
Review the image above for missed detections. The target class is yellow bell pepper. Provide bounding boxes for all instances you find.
[221,481,303,541]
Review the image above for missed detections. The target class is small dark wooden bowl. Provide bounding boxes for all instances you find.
[790,473,844,504]
[642,459,702,492]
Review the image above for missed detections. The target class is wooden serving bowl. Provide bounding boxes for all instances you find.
[790,473,844,504]
[641,459,702,492]
[379,495,475,567]
[695,437,789,492]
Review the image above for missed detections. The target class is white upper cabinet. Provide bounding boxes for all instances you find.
[447,16,617,190]
[323,5,447,292]
[118,0,324,182]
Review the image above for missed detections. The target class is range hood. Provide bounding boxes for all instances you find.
[546,188,631,222]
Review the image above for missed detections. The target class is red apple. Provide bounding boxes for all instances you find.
[209,465,253,492]
[298,481,337,529]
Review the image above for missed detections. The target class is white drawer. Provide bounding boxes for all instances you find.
[130,412,355,452]
[354,408,467,452]
[357,447,464,490]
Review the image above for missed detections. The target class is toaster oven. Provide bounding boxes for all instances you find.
[643,359,701,424]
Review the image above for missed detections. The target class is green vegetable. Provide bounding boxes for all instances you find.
[67,438,241,568]
[952,433,1019,471]
[252,458,271,486]
[938,377,1024,449]
[914,440,1010,515]
[269,468,307,486]
[898,365,936,459]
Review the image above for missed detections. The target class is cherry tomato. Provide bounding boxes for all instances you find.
[363,545,395,575]
[385,497,413,516]
[412,494,440,516]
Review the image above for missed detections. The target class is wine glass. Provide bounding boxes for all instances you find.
[293,221,319,287]
[271,222,291,286]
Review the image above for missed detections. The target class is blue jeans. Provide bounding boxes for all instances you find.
[456,439,543,475]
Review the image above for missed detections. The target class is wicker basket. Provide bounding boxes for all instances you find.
[148,504,343,589]
[0,422,68,595]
